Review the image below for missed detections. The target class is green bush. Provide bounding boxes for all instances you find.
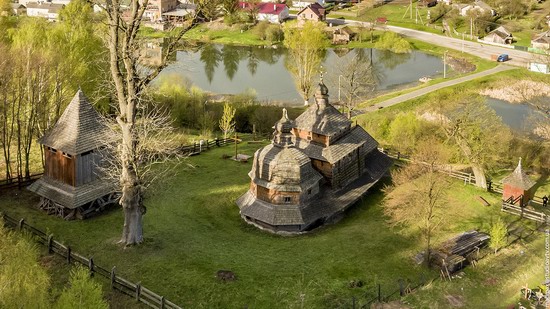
[254,21,270,40]
[266,25,284,43]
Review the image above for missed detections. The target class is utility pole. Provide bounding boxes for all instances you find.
[443,50,447,79]
[470,17,473,39]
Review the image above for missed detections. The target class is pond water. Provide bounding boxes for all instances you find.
[486,97,549,136]
[160,44,444,105]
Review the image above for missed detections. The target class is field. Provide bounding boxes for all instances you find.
[0,136,545,308]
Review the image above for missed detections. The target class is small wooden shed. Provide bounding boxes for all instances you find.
[28,90,118,220]
[332,26,355,44]
[501,158,536,206]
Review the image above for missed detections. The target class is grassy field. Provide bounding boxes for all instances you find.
[0,137,545,308]
[330,2,444,35]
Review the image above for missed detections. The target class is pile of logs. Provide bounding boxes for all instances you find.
[432,230,490,274]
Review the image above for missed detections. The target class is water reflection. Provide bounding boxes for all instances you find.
[160,44,443,104]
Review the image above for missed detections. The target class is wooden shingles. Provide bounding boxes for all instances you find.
[40,90,110,156]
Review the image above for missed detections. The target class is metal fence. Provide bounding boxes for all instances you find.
[1,213,182,309]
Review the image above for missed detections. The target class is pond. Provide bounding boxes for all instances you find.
[486,97,549,137]
[159,44,444,105]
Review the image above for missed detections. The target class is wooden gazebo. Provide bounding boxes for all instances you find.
[501,158,536,206]
[28,90,118,219]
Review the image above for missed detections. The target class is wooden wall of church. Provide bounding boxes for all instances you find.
[44,146,75,186]
[253,183,300,205]
[312,159,332,180]
[293,128,328,146]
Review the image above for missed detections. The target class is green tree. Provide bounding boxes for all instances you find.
[374,31,411,54]
[387,112,422,152]
[219,102,236,139]
[489,217,507,254]
[0,223,50,308]
[283,20,328,105]
[55,266,109,309]
[439,95,511,188]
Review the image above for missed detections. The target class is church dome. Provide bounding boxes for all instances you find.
[315,80,329,97]
[250,145,322,192]
[270,147,311,186]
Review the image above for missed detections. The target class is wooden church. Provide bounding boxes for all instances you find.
[236,79,392,233]
[28,90,118,220]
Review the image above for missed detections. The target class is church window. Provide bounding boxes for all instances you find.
[283,196,292,203]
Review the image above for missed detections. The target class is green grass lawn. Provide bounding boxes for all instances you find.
[2,139,542,308]
[0,141,430,308]
[336,3,444,35]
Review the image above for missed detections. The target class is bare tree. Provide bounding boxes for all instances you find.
[328,50,381,118]
[102,0,199,245]
[384,138,450,266]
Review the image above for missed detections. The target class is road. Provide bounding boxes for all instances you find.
[362,64,515,112]
[325,18,535,67]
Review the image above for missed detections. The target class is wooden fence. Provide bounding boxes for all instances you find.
[178,137,236,156]
[382,149,475,184]
[501,202,549,224]
[0,173,43,191]
[1,213,182,309]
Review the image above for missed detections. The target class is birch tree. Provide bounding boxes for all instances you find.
[101,0,199,245]
[219,102,236,139]
[283,21,328,105]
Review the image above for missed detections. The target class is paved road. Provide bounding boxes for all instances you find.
[325,18,535,68]
[362,64,515,112]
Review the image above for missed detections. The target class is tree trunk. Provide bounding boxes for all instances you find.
[471,164,487,189]
[118,120,144,245]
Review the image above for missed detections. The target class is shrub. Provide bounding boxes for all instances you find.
[254,21,270,40]
[266,25,284,43]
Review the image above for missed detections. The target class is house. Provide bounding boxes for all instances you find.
[28,90,118,220]
[10,3,26,15]
[482,26,513,45]
[257,3,288,23]
[292,0,324,9]
[531,30,550,50]
[297,3,325,25]
[529,62,550,74]
[458,0,496,17]
[141,0,178,22]
[332,26,354,44]
[26,2,65,21]
[236,78,392,233]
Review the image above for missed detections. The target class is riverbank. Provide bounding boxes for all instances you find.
[480,80,550,103]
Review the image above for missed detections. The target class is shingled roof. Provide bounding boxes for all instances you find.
[294,103,350,138]
[28,176,117,209]
[40,90,110,156]
[502,158,536,190]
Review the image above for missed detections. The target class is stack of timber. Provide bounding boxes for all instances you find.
[432,230,490,273]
